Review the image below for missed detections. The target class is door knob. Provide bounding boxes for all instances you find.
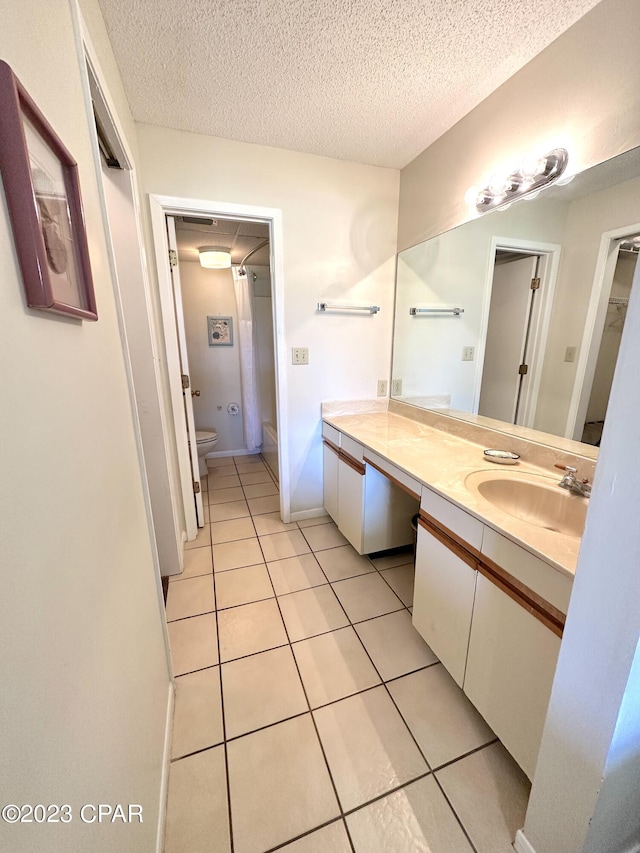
[191,389,201,397]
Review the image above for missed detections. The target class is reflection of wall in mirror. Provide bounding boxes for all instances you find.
[534,175,640,437]
[584,251,635,432]
[393,171,640,441]
[393,196,567,411]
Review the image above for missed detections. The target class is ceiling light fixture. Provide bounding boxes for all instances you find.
[474,148,569,215]
[198,246,231,269]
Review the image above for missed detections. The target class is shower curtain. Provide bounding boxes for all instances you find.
[232,265,262,451]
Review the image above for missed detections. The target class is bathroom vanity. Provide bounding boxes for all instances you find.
[322,403,591,780]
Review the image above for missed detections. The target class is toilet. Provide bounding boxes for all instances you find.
[191,429,218,477]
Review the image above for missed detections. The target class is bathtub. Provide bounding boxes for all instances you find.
[261,421,279,483]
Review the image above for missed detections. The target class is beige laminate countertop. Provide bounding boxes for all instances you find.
[323,411,583,578]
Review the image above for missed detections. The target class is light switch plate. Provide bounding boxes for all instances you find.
[292,347,309,365]
[564,346,577,363]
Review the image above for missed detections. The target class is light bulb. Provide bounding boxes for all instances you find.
[198,246,232,269]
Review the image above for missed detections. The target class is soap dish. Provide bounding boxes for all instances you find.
[484,449,520,465]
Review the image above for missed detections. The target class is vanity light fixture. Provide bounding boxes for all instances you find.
[198,246,232,269]
[474,148,569,214]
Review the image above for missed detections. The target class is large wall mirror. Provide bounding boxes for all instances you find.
[391,147,640,453]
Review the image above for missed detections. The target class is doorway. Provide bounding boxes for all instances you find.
[149,194,290,529]
[479,252,542,424]
[168,214,279,519]
[475,239,560,427]
[568,230,640,443]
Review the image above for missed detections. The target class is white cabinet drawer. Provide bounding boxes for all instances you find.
[364,449,421,499]
[421,486,483,551]
[341,434,364,462]
[322,422,341,447]
[481,527,572,614]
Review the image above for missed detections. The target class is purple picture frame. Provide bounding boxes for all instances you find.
[0,61,97,320]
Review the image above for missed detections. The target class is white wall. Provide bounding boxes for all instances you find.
[137,125,400,515]
[178,260,245,452]
[0,2,171,851]
[395,0,640,849]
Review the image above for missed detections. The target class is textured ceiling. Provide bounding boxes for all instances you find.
[98,0,601,168]
[175,217,270,264]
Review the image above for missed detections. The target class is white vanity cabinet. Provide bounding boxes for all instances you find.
[464,571,561,779]
[413,484,568,780]
[321,423,418,555]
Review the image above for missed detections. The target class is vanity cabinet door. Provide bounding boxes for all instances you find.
[464,572,561,779]
[338,457,365,552]
[323,441,340,523]
[412,523,477,686]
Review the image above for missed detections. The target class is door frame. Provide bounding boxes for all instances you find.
[565,220,640,440]
[148,194,291,523]
[473,236,562,428]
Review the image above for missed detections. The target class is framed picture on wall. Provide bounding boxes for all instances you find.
[0,61,98,320]
[207,316,233,346]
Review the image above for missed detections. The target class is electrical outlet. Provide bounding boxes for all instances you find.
[292,347,309,365]
[462,346,475,362]
[391,378,402,396]
[377,379,388,397]
[564,346,577,363]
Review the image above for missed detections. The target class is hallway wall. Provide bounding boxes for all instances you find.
[137,124,400,517]
[0,2,171,850]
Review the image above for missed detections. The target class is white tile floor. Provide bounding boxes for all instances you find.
[164,455,531,853]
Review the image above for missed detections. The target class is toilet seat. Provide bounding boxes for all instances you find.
[195,429,217,444]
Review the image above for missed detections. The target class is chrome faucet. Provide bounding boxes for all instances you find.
[556,465,592,498]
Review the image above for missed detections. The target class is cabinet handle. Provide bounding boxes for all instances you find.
[418,510,565,637]
[339,449,366,476]
[418,514,477,570]
[322,438,341,457]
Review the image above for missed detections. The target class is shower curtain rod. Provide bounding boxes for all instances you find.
[238,238,270,274]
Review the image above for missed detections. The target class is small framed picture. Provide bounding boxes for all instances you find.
[207,316,233,346]
[0,61,97,320]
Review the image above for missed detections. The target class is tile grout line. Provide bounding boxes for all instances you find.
[250,507,357,853]
[210,461,239,853]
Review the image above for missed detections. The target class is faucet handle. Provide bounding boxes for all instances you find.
[554,464,577,474]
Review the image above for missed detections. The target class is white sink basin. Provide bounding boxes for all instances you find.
[465,469,588,538]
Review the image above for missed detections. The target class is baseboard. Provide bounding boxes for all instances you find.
[514,829,536,853]
[290,507,330,522]
[155,681,174,853]
[205,448,260,460]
